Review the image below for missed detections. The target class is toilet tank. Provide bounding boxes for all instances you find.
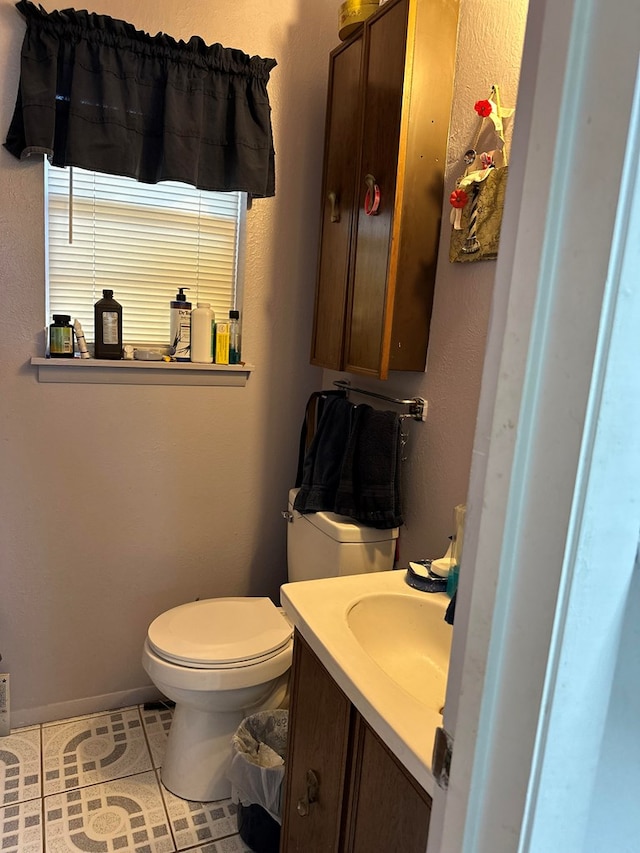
[286,489,399,582]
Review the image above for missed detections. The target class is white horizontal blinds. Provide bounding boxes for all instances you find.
[46,165,241,344]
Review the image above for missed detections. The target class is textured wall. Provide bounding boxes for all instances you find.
[0,0,335,724]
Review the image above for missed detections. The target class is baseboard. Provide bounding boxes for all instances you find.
[12,685,163,728]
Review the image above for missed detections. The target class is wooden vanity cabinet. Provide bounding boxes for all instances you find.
[310,0,459,379]
[280,631,352,852]
[346,717,431,852]
[280,632,432,853]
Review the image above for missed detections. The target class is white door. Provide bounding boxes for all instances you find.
[429,0,640,850]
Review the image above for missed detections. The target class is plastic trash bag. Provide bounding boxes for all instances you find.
[227,709,288,823]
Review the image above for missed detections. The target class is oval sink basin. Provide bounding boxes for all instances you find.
[346,592,452,711]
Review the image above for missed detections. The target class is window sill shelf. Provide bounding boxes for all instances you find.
[31,357,253,386]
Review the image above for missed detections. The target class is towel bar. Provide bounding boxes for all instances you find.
[333,380,427,421]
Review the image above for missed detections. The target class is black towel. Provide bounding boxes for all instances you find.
[334,405,403,529]
[444,590,457,625]
[294,390,347,488]
[293,396,355,513]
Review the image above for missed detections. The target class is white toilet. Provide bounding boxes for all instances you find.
[142,489,398,802]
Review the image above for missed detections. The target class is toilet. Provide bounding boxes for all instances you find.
[142,489,398,802]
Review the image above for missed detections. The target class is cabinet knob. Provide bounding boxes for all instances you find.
[328,191,340,223]
[364,174,381,215]
[296,768,319,817]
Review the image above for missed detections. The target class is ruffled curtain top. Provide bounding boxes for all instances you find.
[4,0,277,197]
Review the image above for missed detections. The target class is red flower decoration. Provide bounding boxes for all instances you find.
[450,188,469,209]
[474,99,492,118]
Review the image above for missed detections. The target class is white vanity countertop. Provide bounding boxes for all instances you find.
[280,570,451,797]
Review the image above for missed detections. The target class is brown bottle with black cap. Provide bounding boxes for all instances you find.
[94,289,123,359]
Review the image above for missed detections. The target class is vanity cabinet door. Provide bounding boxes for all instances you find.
[344,715,432,853]
[280,632,353,853]
[281,635,432,853]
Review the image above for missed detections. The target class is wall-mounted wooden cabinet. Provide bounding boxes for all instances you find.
[280,632,432,852]
[310,0,459,380]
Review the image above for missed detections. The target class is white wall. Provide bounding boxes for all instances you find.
[0,0,528,726]
[0,0,334,725]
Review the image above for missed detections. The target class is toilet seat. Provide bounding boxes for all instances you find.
[147,597,293,669]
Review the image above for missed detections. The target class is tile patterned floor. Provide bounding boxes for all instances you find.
[0,704,253,853]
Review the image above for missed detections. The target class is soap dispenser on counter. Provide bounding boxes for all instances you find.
[446,504,466,598]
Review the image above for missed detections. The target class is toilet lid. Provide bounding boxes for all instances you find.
[147,597,293,668]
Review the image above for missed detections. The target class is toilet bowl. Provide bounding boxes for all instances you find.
[142,597,293,802]
[142,488,399,803]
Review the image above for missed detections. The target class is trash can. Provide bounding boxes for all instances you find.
[227,709,289,853]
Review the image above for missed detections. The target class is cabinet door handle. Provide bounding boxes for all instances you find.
[328,191,340,223]
[296,769,319,817]
[364,174,381,215]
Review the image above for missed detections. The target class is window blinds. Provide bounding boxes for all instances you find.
[46,165,243,345]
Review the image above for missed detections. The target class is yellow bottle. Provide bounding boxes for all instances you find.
[215,320,230,364]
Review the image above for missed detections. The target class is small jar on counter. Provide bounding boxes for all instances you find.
[49,314,74,358]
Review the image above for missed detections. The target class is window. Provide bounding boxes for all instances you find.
[45,164,245,347]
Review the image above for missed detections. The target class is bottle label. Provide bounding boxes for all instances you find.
[102,312,119,344]
[175,309,191,359]
[50,327,73,354]
[215,323,230,364]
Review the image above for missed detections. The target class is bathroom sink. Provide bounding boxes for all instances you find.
[280,570,453,795]
[346,592,452,711]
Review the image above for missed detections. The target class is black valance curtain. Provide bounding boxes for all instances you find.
[4,0,277,197]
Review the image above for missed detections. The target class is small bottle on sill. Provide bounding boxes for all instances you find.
[49,314,74,358]
[228,310,241,364]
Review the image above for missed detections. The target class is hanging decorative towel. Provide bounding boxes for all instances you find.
[449,85,514,263]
